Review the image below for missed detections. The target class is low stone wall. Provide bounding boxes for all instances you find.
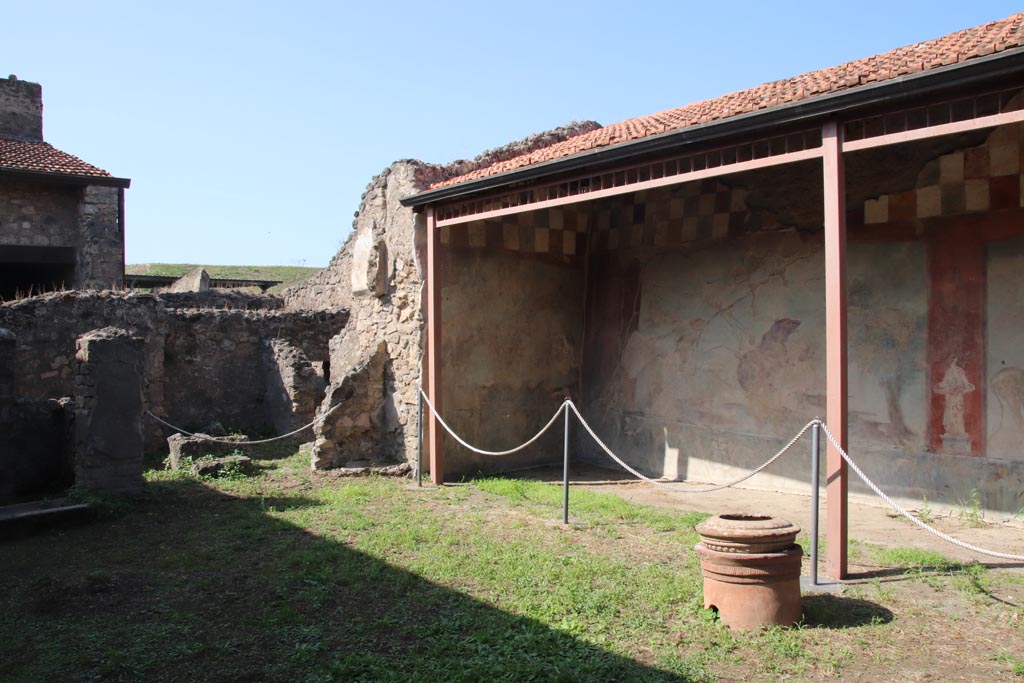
[156,290,284,310]
[0,291,347,453]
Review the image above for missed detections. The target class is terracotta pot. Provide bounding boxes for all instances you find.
[693,513,803,631]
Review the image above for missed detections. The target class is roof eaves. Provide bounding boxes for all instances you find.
[402,45,1024,208]
[0,167,131,188]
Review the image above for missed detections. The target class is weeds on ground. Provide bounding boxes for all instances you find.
[957,488,987,527]
[993,652,1024,676]
[161,450,254,480]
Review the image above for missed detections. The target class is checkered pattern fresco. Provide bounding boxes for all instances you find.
[590,180,751,251]
[439,206,587,258]
[864,122,1024,223]
[440,180,753,258]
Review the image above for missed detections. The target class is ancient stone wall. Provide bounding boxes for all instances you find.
[0,291,347,453]
[156,290,284,310]
[263,339,325,436]
[0,76,43,141]
[439,245,584,475]
[0,180,123,293]
[285,162,429,467]
[0,180,80,251]
[74,327,145,495]
[312,341,390,469]
[75,186,123,290]
[284,124,602,471]
[0,327,73,503]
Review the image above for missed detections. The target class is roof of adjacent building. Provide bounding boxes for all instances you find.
[0,138,128,186]
[429,12,1024,190]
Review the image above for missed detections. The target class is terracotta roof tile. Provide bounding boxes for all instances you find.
[0,138,112,178]
[431,13,1024,190]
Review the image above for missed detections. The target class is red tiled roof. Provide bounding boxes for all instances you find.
[431,13,1024,190]
[0,138,113,178]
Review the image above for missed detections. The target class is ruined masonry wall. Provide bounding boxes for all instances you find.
[0,291,347,452]
[0,180,79,249]
[284,122,604,467]
[76,186,123,290]
[0,180,123,290]
[284,162,431,465]
[0,77,43,141]
[74,327,145,495]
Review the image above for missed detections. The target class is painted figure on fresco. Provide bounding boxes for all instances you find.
[736,318,813,433]
[990,367,1024,459]
[933,357,975,454]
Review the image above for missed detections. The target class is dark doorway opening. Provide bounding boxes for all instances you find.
[0,245,75,300]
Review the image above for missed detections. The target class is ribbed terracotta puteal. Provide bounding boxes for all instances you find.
[694,514,803,631]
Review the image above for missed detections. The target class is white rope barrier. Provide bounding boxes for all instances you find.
[816,421,1024,563]
[417,387,566,456]
[163,376,1011,565]
[567,401,817,493]
[145,400,344,445]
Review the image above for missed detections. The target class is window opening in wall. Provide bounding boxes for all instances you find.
[0,245,75,300]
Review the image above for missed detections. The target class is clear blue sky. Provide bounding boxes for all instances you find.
[4,1,1021,267]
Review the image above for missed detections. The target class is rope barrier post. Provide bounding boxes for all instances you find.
[810,421,821,586]
[562,400,570,525]
[416,390,423,487]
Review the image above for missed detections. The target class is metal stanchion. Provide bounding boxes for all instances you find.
[416,391,423,487]
[562,400,570,525]
[810,422,821,586]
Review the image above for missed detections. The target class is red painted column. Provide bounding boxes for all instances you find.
[822,122,849,580]
[927,234,985,456]
[426,207,445,485]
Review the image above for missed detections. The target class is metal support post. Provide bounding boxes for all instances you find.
[416,391,423,487]
[810,422,821,586]
[562,402,570,525]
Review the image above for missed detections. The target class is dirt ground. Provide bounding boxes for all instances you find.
[519,463,1024,570]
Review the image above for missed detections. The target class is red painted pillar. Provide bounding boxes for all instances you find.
[822,122,849,580]
[426,207,445,485]
[927,234,985,456]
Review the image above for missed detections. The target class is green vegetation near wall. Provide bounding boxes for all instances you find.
[126,263,321,294]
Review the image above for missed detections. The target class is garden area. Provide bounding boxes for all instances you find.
[2,452,1023,682]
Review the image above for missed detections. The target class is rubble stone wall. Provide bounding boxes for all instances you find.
[0,180,123,291]
[0,76,43,141]
[285,162,429,467]
[74,327,145,495]
[284,120,602,470]
[0,291,347,453]
[0,180,80,250]
[75,186,123,290]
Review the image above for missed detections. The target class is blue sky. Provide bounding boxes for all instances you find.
[4,1,1021,267]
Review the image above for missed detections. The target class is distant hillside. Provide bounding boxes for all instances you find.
[126,263,322,295]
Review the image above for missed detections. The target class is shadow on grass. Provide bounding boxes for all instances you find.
[851,562,1024,581]
[801,594,894,629]
[0,477,695,683]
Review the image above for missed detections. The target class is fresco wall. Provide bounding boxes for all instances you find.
[574,122,1024,512]
[425,123,1024,509]
[579,230,935,495]
[987,235,1024,462]
[438,207,587,476]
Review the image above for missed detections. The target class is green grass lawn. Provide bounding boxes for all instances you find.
[126,263,321,294]
[1,455,1022,682]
